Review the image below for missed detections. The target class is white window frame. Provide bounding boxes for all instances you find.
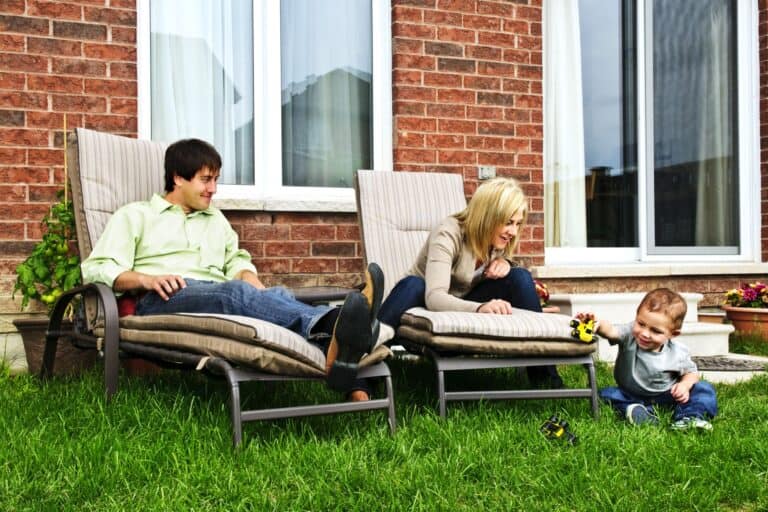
[545,0,760,265]
[137,0,392,212]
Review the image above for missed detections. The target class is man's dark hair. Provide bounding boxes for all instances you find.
[164,138,222,192]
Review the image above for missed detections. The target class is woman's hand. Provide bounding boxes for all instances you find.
[483,258,511,279]
[477,299,513,314]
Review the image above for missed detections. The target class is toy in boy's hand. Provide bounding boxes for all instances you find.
[570,317,596,343]
[540,415,578,445]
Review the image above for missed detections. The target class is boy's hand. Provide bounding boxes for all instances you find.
[575,311,619,340]
[670,381,691,404]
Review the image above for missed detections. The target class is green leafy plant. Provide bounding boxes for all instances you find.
[13,190,80,311]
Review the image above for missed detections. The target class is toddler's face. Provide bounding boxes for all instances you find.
[631,307,677,352]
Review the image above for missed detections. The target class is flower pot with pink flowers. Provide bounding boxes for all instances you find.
[722,282,768,340]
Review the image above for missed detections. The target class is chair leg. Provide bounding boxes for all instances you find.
[384,373,397,434]
[437,368,447,418]
[586,361,600,419]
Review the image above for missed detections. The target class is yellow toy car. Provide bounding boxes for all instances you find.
[569,318,596,343]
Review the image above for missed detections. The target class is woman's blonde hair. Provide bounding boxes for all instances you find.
[454,177,528,262]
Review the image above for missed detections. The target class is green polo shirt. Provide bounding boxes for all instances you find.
[81,194,256,288]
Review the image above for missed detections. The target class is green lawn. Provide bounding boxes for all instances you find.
[1,350,767,511]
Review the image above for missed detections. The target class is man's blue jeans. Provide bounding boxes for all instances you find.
[599,382,718,421]
[135,279,332,340]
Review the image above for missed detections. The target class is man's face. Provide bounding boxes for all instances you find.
[172,166,219,213]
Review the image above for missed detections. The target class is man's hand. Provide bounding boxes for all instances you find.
[236,269,266,289]
[477,298,513,314]
[142,274,187,301]
[483,258,511,280]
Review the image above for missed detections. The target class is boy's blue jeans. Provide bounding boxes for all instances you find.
[599,382,718,421]
[135,279,332,340]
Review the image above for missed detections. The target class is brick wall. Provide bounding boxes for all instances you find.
[391,0,544,266]
[761,0,768,262]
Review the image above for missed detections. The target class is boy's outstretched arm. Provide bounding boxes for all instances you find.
[574,312,620,341]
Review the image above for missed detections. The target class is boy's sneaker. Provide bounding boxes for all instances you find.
[626,403,659,426]
[670,417,713,432]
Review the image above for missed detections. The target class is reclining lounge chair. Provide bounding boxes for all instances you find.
[43,128,396,446]
[354,170,599,418]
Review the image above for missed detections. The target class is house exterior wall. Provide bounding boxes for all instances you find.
[0,0,765,334]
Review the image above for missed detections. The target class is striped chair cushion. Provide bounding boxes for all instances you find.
[355,170,467,298]
[399,308,596,356]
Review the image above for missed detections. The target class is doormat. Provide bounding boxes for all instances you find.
[693,356,767,372]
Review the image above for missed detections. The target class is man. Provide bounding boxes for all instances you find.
[81,138,383,399]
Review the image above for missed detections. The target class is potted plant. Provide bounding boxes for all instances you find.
[722,282,768,340]
[11,190,95,376]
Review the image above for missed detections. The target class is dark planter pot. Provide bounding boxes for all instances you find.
[12,316,97,377]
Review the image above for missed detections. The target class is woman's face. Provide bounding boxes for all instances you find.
[491,210,524,251]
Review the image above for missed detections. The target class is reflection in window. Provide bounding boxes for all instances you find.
[281,0,372,188]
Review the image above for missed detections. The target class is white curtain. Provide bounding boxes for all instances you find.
[280,0,372,188]
[150,0,254,184]
[694,2,735,246]
[543,0,587,247]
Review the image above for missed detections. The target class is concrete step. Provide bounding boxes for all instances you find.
[550,292,733,360]
[695,353,768,384]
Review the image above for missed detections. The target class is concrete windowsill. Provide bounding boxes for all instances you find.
[213,197,356,213]
[532,262,768,279]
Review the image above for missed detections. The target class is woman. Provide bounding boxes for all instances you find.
[377,177,563,388]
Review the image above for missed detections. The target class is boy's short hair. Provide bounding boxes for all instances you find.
[164,138,222,192]
[637,288,687,330]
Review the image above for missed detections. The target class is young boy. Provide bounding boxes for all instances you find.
[576,288,718,431]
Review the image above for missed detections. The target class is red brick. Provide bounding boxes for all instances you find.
[0,110,24,126]
[515,6,541,22]
[478,91,515,106]
[437,57,476,73]
[29,0,82,19]
[394,54,436,72]
[506,109,531,123]
[0,128,49,146]
[28,185,62,202]
[426,103,466,118]
[27,148,63,165]
[293,258,338,273]
[437,0,476,13]
[478,121,515,136]
[437,27,476,43]
[394,86,436,102]
[311,242,356,257]
[109,98,136,115]
[0,203,50,221]
[478,60,516,77]
[502,78,531,92]
[395,117,437,132]
[394,148,437,163]
[0,166,49,183]
[28,74,84,93]
[0,53,48,73]
[467,105,504,120]
[394,69,423,85]
[0,184,26,201]
[392,6,424,23]
[477,1,513,16]
[466,45,502,60]
[423,10,463,26]
[516,123,542,138]
[336,225,360,240]
[464,75,500,90]
[393,23,436,39]
[0,0,25,14]
[517,64,541,79]
[291,224,336,240]
[110,0,137,8]
[438,150,475,164]
[438,119,476,133]
[464,14,501,31]
[397,132,426,147]
[338,257,365,273]
[393,37,424,54]
[27,37,82,57]
[503,20,530,35]
[85,78,136,96]
[52,57,107,76]
[478,151,514,166]
[83,43,135,61]
[264,241,310,257]
[84,6,137,26]
[111,26,136,44]
[466,136,503,150]
[0,14,49,35]
[83,114,136,132]
[0,71,25,89]
[252,258,290,274]
[503,48,531,64]
[54,21,107,41]
[437,88,475,103]
[0,34,24,51]
[394,101,426,115]
[425,41,463,56]
[52,94,106,113]
[426,134,464,148]
[0,222,24,240]
[110,62,136,79]
[242,223,288,241]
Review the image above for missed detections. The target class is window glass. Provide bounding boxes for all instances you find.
[280,0,372,188]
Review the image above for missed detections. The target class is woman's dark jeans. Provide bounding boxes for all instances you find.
[378,267,562,386]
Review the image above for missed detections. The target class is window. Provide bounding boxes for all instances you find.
[543,0,759,264]
[138,0,392,207]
